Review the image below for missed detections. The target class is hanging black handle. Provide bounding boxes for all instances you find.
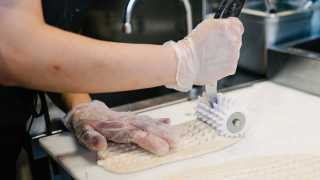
[214,0,246,19]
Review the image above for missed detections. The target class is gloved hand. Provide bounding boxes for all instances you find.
[64,100,178,156]
[165,17,244,92]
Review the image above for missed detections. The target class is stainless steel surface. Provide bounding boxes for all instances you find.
[202,0,208,19]
[112,92,189,112]
[302,1,314,10]
[311,3,320,36]
[122,0,193,34]
[238,1,317,75]
[301,0,320,10]
[264,0,277,13]
[268,36,320,96]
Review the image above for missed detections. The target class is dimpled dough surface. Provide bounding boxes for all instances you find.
[97,120,240,173]
[166,154,320,180]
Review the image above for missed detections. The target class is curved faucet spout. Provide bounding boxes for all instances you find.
[123,0,138,34]
[181,0,193,33]
[122,0,193,34]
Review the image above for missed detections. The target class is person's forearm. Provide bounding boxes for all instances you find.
[0,7,176,93]
[63,93,92,110]
[2,24,177,93]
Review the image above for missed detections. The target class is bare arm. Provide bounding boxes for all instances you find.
[63,93,92,110]
[0,0,176,93]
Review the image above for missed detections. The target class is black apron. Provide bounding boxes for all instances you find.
[0,87,36,179]
[0,0,89,178]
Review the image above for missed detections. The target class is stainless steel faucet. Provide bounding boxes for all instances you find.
[122,0,193,34]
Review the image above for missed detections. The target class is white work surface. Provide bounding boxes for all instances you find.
[40,81,320,179]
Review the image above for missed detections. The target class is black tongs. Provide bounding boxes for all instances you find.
[214,0,246,19]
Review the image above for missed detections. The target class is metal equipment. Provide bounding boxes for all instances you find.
[268,36,320,96]
[239,1,318,75]
[197,0,247,138]
[264,0,277,13]
[265,1,320,96]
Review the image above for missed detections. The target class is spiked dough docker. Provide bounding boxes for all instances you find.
[198,0,247,138]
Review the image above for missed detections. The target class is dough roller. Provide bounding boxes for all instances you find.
[196,0,247,138]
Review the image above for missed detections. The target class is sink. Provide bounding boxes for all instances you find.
[82,0,203,44]
[245,1,299,12]
[268,36,320,96]
[292,37,320,53]
[237,0,317,75]
[77,0,203,106]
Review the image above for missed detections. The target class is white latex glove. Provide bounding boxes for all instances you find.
[165,17,244,92]
[64,100,178,156]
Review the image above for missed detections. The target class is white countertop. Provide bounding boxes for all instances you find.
[39,81,320,179]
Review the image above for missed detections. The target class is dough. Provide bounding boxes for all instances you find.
[166,154,320,180]
[97,120,240,173]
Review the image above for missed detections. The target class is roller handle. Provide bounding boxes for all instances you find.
[205,0,246,107]
[214,0,246,19]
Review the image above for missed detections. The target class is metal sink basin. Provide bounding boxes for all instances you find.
[238,0,317,75]
[292,37,320,53]
[268,36,320,96]
[245,1,298,12]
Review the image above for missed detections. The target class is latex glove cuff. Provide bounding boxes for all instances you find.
[164,40,198,92]
[63,100,104,131]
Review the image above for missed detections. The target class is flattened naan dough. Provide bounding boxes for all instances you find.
[166,154,320,180]
[97,120,240,173]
